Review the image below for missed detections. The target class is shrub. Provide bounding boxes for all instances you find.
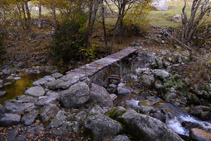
[123,0,151,37]
[50,14,87,66]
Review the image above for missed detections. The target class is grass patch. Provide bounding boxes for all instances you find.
[148,0,211,27]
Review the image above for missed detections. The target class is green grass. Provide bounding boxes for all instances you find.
[148,1,185,27]
[148,0,211,27]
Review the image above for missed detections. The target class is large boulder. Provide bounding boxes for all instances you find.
[47,111,69,129]
[84,106,123,140]
[40,104,59,122]
[35,92,59,107]
[117,109,183,141]
[152,1,168,11]
[59,82,90,108]
[0,113,21,127]
[90,83,114,108]
[189,106,211,121]
[17,95,37,103]
[24,86,45,97]
[21,109,38,126]
[181,121,205,131]
[46,110,74,135]
[1,102,34,114]
[132,52,155,69]
[190,128,211,141]
[45,79,64,90]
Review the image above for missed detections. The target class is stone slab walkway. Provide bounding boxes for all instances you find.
[66,47,137,76]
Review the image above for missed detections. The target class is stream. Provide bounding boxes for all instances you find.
[115,96,211,137]
[0,72,48,105]
[0,71,211,137]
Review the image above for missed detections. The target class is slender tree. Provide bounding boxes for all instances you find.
[181,0,211,45]
[38,0,42,28]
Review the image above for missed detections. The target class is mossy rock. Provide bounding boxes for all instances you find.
[106,106,126,120]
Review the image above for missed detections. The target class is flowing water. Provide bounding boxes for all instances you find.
[0,73,48,105]
[167,115,211,136]
[117,97,211,136]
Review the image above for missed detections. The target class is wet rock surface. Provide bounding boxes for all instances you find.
[190,128,211,141]
[117,109,183,141]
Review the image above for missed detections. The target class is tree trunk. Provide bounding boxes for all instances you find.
[3,10,6,23]
[84,0,100,48]
[25,0,31,30]
[38,0,42,28]
[181,0,211,45]
[102,0,109,54]
[118,2,126,44]
[21,2,27,29]
[51,5,56,27]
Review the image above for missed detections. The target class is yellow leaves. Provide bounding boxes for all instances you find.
[209,57,211,62]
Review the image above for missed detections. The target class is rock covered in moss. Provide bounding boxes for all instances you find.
[84,105,123,140]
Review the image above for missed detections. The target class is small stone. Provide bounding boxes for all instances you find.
[110,94,118,100]
[2,69,11,75]
[0,80,3,85]
[4,82,12,86]
[33,78,47,86]
[56,81,71,90]
[117,87,130,95]
[24,86,45,97]
[6,76,14,80]
[14,77,21,81]
[112,135,131,141]
[0,91,6,96]
[52,73,63,79]
[44,75,56,81]
[172,14,182,23]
